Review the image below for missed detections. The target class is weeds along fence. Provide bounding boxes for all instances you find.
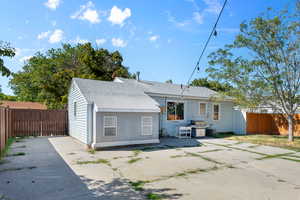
[0,107,68,151]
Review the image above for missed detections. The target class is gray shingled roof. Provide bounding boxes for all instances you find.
[73,78,160,112]
[115,77,219,98]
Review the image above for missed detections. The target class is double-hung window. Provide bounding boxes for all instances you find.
[167,101,184,120]
[103,116,117,136]
[199,103,207,117]
[212,104,220,121]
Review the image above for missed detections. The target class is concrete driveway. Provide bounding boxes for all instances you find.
[1,136,300,200]
[0,137,142,200]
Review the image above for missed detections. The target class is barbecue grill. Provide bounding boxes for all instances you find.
[189,120,210,137]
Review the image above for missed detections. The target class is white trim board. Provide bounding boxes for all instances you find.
[92,139,160,148]
[97,107,160,113]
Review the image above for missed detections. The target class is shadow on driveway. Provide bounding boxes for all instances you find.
[0,137,147,200]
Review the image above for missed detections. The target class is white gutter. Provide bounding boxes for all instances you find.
[96,107,160,113]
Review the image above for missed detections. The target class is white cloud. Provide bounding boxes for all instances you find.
[37,31,51,40]
[167,11,190,28]
[71,1,100,24]
[203,0,222,14]
[149,35,159,42]
[15,48,22,57]
[71,36,89,44]
[49,29,64,43]
[111,38,127,47]
[44,0,60,10]
[108,6,131,26]
[96,38,106,45]
[218,28,239,34]
[51,21,57,26]
[193,12,203,24]
[19,56,33,63]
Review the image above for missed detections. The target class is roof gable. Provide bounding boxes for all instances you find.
[73,78,160,112]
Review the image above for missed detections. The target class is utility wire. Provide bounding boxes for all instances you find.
[181,0,228,96]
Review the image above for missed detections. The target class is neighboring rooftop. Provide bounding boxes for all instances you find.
[0,101,47,110]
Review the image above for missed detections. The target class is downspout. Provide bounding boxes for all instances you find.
[87,102,94,147]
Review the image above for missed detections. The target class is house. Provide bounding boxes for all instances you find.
[68,77,245,148]
[0,100,47,110]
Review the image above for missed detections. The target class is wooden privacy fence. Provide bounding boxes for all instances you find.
[246,113,300,136]
[0,107,10,152]
[0,107,68,151]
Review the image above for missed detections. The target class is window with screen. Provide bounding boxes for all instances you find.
[103,116,117,136]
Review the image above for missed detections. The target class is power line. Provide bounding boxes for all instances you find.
[181,0,228,96]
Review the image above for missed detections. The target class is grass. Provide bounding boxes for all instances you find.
[170,151,223,164]
[151,166,221,183]
[198,149,223,153]
[206,140,300,163]
[76,159,111,166]
[133,150,142,157]
[0,166,37,173]
[87,149,96,154]
[224,135,300,152]
[146,193,162,200]
[0,138,15,160]
[256,153,294,160]
[205,142,267,156]
[128,157,142,164]
[14,145,26,149]
[129,180,149,191]
[6,152,26,157]
[129,181,162,200]
[281,157,300,162]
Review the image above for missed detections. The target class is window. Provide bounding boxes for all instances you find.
[199,103,207,116]
[74,102,77,117]
[103,116,117,136]
[142,116,153,135]
[167,102,184,120]
[212,104,220,121]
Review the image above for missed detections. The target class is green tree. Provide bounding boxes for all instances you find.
[190,78,232,92]
[0,41,14,79]
[10,43,134,109]
[165,79,173,84]
[206,2,300,141]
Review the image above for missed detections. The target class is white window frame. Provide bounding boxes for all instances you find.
[199,102,207,117]
[212,103,221,121]
[103,116,117,137]
[73,101,77,117]
[166,101,185,121]
[141,116,153,136]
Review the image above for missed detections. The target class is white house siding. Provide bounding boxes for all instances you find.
[151,96,236,136]
[94,112,159,144]
[68,82,89,144]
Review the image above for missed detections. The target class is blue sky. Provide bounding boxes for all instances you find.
[0,0,295,95]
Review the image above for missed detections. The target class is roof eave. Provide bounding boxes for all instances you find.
[145,92,234,101]
[96,107,160,113]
